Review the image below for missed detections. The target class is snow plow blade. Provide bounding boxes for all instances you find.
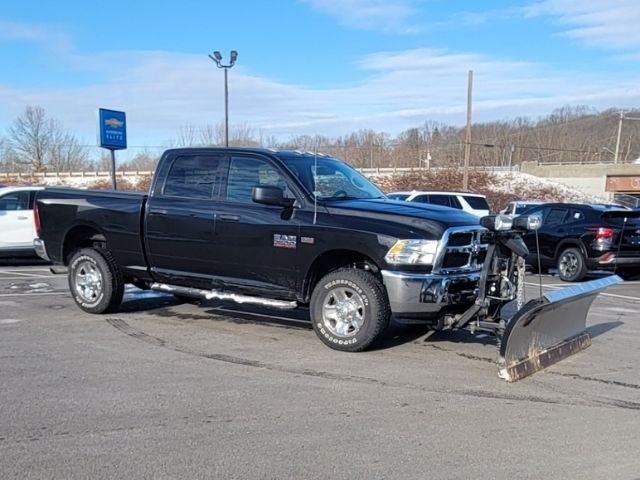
[497,275,622,382]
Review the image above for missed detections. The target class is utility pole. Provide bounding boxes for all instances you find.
[508,144,515,170]
[613,111,640,164]
[462,70,473,190]
[614,111,624,164]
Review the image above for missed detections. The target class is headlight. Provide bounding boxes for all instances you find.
[494,214,513,231]
[526,214,542,231]
[385,239,439,265]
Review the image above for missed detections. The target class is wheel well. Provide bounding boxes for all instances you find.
[63,225,107,265]
[554,240,587,261]
[303,249,380,302]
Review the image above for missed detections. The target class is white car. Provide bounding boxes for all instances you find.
[500,201,543,217]
[387,190,490,217]
[0,186,43,257]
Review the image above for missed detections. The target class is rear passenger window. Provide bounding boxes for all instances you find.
[163,155,224,199]
[0,191,30,211]
[226,156,293,203]
[429,195,451,207]
[462,195,489,210]
[450,196,463,209]
[413,195,431,204]
[545,208,568,226]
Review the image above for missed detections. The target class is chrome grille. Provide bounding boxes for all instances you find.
[433,227,488,273]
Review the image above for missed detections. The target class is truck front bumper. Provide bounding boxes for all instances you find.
[33,238,50,262]
[381,270,480,318]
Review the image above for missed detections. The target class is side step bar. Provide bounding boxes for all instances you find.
[150,282,298,310]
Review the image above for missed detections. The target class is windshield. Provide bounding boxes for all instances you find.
[515,204,536,214]
[280,155,385,201]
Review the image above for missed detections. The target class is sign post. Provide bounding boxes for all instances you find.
[98,108,127,190]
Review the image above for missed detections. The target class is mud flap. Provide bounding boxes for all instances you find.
[497,275,622,382]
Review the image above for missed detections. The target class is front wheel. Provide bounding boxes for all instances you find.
[68,248,124,313]
[557,247,588,282]
[310,268,390,352]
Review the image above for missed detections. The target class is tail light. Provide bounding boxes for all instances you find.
[587,227,615,240]
[34,201,41,237]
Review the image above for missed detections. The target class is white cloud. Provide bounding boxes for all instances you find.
[525,0,640,52]
[1,44,639,147]
[302,0,420,33]
[0,19,72,52]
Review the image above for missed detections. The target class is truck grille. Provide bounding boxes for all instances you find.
[433,227,488,273]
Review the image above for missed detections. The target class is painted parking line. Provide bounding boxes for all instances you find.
[0,268,52,273]
[0,276,56,280]
[0,292,68,297]
[0,271,49,278]
[524,281,640,302]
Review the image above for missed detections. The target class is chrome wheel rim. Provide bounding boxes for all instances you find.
[321,287,365,337]
[74,260,103,303]
[559,252,579,278]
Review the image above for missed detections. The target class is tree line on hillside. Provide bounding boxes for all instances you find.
[1,104,639,173]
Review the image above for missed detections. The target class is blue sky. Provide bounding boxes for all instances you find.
[1,0,639,147]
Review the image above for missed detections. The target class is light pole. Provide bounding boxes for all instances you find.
[208,50,238,147]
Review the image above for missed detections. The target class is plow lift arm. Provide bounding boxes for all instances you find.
[453,214,622,382]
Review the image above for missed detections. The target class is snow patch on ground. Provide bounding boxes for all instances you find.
[490,172,605,203]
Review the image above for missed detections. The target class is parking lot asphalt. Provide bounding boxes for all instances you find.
[1,263,639,479]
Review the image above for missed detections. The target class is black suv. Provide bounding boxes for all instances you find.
[520,203,640,281]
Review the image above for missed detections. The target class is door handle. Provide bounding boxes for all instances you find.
[149,208,168,215]
[218,214,240,222]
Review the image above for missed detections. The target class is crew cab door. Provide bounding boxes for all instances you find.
[212,154,301,299]
[0,190,34,249]
[145,153,227,285]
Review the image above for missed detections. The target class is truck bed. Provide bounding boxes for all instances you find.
[36,188,149,278]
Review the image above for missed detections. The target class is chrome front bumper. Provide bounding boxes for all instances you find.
[33,238,50,262]
[381,269,480,317]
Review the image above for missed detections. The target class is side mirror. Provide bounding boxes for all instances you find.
[252,186,294,208]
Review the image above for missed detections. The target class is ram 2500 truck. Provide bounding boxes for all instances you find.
[34,148,486,351]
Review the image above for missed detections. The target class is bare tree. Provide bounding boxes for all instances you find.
[119,149,159,171]
[7,106,53,171]
[6,106,88,172]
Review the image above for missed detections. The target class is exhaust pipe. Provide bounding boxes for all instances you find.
[150,283,298,310]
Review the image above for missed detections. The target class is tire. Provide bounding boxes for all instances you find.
[310,268,390,352]
[557,247,588,282]
[68,248,124,314]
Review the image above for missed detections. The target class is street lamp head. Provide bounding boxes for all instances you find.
[230,50,238,65]
[213,51,222,61]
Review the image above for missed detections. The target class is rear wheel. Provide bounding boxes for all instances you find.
[557,247,588,282]
[68,248,124,313]
[310,268,390,352]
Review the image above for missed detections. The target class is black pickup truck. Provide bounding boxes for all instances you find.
[34,148,486,351]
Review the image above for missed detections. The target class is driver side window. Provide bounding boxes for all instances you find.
[226,156,293,203]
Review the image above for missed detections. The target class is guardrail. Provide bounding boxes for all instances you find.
[0,171,154,179]
[0,165,519,180]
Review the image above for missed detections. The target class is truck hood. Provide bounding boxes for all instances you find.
[324,198,481,238]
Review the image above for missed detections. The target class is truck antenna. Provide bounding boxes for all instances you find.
[313,140,318,225]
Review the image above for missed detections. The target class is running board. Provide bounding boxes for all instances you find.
[150,282,298,310]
